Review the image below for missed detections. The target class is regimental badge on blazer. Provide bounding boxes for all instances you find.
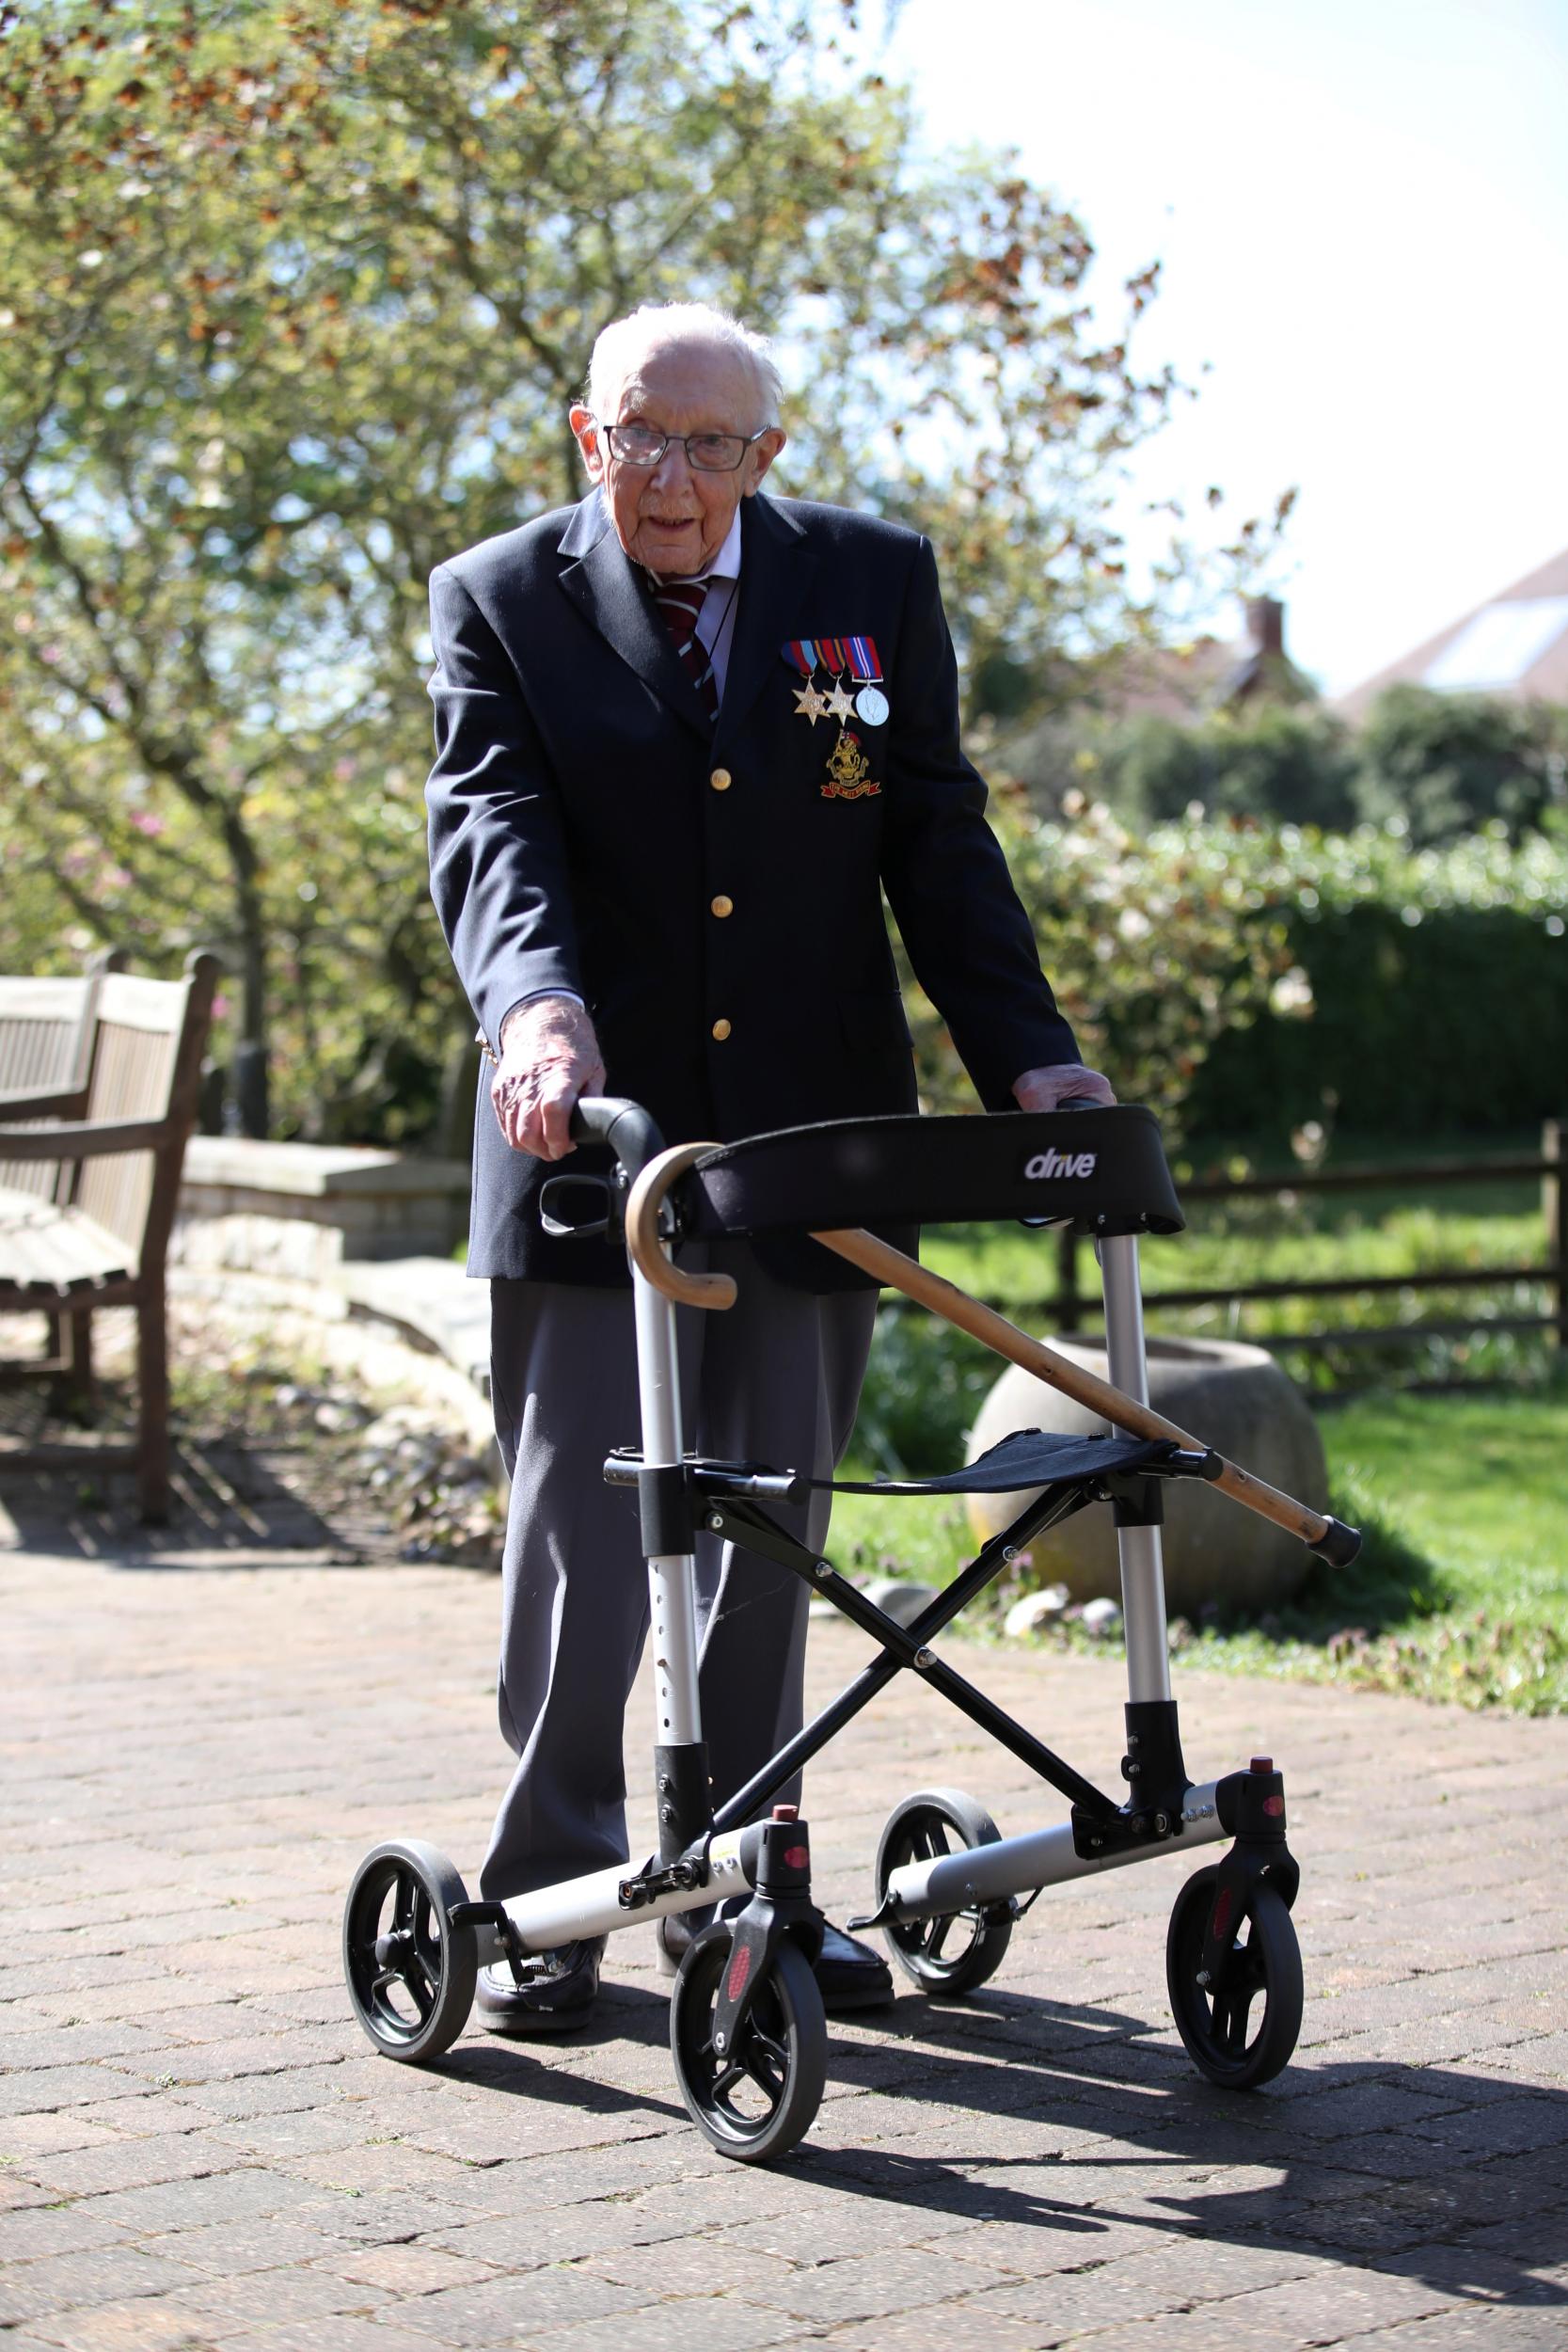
[782,636,887,801]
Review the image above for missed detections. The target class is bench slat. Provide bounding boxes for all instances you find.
[0,1199,135,1298]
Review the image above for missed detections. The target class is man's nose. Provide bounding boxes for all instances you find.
[650,440,694,490]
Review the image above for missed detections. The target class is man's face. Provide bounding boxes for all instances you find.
[569,337,784,579]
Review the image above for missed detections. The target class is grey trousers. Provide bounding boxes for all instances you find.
[482,1246,879,1902]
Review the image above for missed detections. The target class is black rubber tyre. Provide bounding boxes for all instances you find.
[875,1787,1014,1998]
[669,1923,827,2163]
[1165,1863,1303,2090]
[343,1839,478,2063]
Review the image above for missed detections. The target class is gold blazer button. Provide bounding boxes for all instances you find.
[709,767,732,791]
[710,895,734,918]
[711,1017,733,1041]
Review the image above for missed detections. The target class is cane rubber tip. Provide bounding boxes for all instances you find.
[770,1804,799,1822]
[1308,1515,1362,1567]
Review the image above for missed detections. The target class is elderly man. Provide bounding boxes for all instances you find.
[426,301,1112,2034]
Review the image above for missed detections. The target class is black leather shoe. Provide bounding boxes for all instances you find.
[474,1937,604,2037]
[657,1910,893,2012]
[809,1920,895,2011]
[655,1905,716,1978]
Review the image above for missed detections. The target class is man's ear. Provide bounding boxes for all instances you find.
[744,428,786,494]
[568,405,604,481]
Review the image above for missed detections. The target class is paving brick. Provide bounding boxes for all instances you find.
[0,2070,136,2122]
[76,2168,326,2235]
[736,2245,1014,2324]
[133,2217,356,2278]
[205,2322,438,2352]
[315,2240,501,2296]
[1352,2314,1568,2350]
[0,2205,135,2263]
[524,2297,803,2352]
[0,2249,198,2328]
[162,2262,374,2329]
[15,2134,240,2201]
[24,2302,223,2352]
[384,2265,644,2341]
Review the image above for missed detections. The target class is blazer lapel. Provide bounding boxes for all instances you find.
[716,494,818,749]
[556,495,714,739]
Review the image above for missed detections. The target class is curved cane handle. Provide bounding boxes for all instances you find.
[625,1141,736,1310]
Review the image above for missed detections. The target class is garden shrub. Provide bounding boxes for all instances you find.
[906,794,1568,1147]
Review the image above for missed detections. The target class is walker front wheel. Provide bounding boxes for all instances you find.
[670,1924,826,2163]
[875,1788,1014,1998]
[343,1839,477,2064]
[1166,1863,1302,2090]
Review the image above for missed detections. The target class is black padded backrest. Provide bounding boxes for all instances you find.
[680,1107,1183,1241]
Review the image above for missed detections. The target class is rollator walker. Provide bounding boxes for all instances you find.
[344,1099,1358,2162]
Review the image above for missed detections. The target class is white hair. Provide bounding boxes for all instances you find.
[585,303,783,429]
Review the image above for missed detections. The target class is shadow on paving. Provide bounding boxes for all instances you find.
[422,1978,1568,2315]
[0,1438,382,1563]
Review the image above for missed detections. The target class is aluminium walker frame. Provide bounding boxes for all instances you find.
[343,1096,1358,2163]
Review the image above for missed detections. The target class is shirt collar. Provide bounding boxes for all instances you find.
[703,508,743,583]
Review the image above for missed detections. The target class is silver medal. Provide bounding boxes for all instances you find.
[854,685,889,727]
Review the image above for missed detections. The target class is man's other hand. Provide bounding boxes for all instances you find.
[491,996,607,1160]
[1012,1062,1117,1112]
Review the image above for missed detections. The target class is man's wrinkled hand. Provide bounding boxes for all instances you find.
[490,996,607,1160]
[1012,1061,1117,1112]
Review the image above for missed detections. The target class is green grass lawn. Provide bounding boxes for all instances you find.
[830,1371,1568,1716]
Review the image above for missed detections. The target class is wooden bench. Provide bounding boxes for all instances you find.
[0,951,220,1521]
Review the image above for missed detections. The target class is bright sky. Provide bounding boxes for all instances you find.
[877,0,1568,696]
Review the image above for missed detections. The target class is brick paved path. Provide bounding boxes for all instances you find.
[4,1532,1568,2350]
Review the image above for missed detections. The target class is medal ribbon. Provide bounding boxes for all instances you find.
[846,634,882,685]
[783,640,818,678]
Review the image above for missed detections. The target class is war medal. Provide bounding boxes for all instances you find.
[815,638,857,725]
[847,634,889,728]
[784,640,831,724]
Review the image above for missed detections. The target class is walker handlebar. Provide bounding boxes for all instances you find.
[568,1095,666,1184]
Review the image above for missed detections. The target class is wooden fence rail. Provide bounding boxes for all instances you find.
[1033,1119,1566,1357]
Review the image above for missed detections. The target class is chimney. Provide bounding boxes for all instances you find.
[1246,596,1285,657]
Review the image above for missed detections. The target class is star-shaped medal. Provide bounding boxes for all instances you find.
[793,681,829,725]
[821,681,856,723]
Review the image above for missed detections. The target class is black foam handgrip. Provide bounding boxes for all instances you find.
[566,1095,666,1184]
[1307,1515,1362,1567]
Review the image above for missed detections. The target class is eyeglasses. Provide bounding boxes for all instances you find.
[597,421,769,472]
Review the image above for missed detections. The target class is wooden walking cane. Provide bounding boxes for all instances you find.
[810,1225,1361,1565]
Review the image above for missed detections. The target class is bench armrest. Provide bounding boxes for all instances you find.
[0,1117,174,1159]
[0,1085,89,1121]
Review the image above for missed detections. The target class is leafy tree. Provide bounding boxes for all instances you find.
[0,0,1211,1136]
[897,785,1299,1135]
[1081,706,1363,833]
[1353,686,1568,847]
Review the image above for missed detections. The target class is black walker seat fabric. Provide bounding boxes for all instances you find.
[816,1427,1184,1498]
[678,1107,1183,1244]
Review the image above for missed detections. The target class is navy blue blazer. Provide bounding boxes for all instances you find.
[426,488,1081,1287]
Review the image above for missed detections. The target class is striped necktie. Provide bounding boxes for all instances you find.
[650,576,718,720]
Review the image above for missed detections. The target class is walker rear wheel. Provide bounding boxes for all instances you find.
[343,1839,477,2064]
[1166,1863,1302,2090]
[670,1923,826,2164]
[875,1788,1014,1998]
